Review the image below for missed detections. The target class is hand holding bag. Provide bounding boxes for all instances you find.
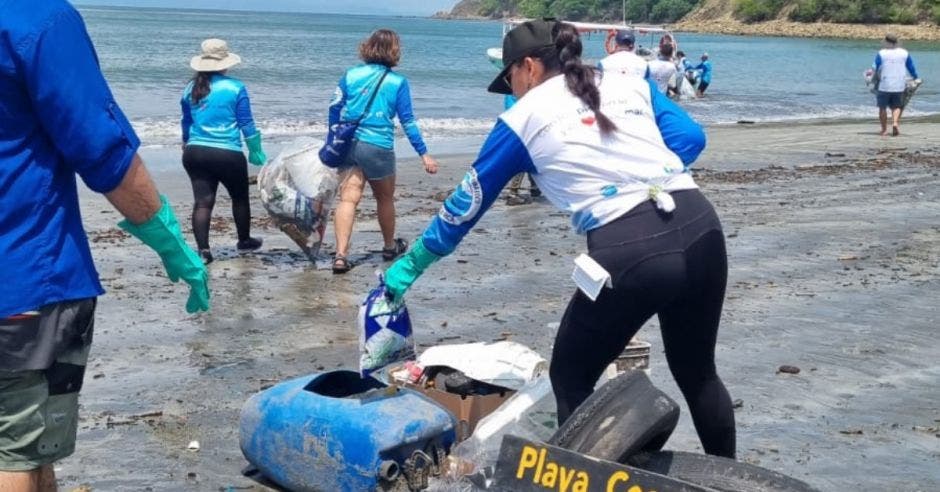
[319,69,390,168]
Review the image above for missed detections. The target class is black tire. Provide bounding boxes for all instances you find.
[626,451,819,492]
[548,370,680,463]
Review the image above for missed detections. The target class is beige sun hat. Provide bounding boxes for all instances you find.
[190,38,242,72]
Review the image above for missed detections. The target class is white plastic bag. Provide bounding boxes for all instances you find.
[416,341,546,391]
[258,137,339,260]
[359,277,416,377]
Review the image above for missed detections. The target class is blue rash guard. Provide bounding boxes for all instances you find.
[329,63,428,155]
[181,74,259,152]
[695,60,713,84]
[0,0,139,317]
[421,76,705,257]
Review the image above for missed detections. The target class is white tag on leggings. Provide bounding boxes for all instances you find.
[572,254,612,302]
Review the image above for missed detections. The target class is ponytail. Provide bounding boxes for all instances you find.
[190,71,217,105]
[552,23,617,135]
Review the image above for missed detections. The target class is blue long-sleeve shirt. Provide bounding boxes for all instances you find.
[421,77,705,257]
[328,63,428,155]
[1,0,139,318]
[694,60,713,84]
[181,74,258,152]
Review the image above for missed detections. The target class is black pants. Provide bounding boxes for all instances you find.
[182,145,251,250]
[549,189,736,458]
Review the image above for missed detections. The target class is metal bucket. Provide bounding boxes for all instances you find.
[615,339,651,375]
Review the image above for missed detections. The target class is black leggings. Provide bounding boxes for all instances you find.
[182,145,251,250]
[549,189,736,458]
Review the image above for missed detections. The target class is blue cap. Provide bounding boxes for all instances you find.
[615,29,636,46]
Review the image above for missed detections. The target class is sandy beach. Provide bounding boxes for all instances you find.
[57,118,939,491]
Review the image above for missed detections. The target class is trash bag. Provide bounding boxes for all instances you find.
[416,341,547,391]
[359,276,416,377]
[258,137,339,261]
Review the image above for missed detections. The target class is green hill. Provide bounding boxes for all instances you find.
[444,0,940,25]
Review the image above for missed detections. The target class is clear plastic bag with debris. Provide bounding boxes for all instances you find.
[257,137,339,262]
[359,276,416,378]
[435,375,558,490]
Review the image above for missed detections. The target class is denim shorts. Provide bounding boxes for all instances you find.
[0,299,95,471]
[877,91,903,110]
[343,140,396,181]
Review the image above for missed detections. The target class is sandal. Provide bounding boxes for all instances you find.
[332,255,352,274]
[505,194,532,206]
[382,238,408,262]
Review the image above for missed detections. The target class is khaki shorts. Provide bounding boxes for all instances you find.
[0,299,95,471]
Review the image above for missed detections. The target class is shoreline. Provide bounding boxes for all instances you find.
[431,13,940,41]
[671,18,940,41]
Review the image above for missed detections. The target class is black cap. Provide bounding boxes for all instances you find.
[615,29,636,46]
[488,19,559,95]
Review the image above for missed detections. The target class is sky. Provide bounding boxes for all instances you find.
[80,0,460,16]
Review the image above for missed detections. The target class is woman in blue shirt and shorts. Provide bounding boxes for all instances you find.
[328,29,439,273]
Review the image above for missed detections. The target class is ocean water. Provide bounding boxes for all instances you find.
[79,6,940,154]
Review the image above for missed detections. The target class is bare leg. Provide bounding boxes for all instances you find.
[891,107,901,135]
[367,175,397,250]
[333,167,365,259]
[0,465,57,492]
[879,107,888,136]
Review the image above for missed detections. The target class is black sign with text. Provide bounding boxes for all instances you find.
[491,435,713,492]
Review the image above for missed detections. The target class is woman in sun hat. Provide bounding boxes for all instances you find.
[180,38,266,264]
[382,20,735,458]
[327,28,439,274]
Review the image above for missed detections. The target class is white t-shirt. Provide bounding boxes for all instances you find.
[875,47,917,93]
[598,51,649,79]
[647,59,678,94]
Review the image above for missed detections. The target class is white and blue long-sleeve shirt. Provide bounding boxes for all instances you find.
[181,74,258,152]
[420,73,706,257]
[329,63,428,155]
[874,47,918,93]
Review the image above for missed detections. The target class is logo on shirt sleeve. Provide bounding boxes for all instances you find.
[439,169,483,226]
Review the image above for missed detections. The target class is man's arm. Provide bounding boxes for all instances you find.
[16,4,208,312]
[105,154,161,225]
[906,55,919,79]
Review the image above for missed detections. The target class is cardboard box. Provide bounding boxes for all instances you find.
[401,381,514,441]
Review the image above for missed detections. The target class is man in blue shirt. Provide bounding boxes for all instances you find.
[694,53,713,97]
[1,1,209,488]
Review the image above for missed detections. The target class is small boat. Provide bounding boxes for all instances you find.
[486,18,679,69]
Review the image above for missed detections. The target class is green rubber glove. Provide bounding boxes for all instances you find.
[119,195,210,313]
[384,238,441,303]
[245,133,267,166]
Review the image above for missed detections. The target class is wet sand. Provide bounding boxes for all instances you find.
[58,119,939,491]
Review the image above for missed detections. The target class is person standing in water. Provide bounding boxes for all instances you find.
[181,39,267,264]
[328,29,439,274]
[382,20,736,459]
[872,34,920,136]
[694,53,713,96]
[648,42,679,96]
[1,2,209,489]
[598,29,649,79]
